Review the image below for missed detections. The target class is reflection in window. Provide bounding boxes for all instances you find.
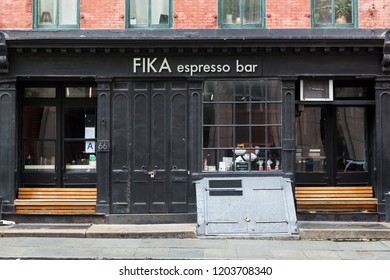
[23,106,56,171]
[35,0,79,28]
[295,107,327,173]
[313,0,355,27]
[336,107,367,172]
[203,80,282,172]
[66,87,97,98]
[220,0,264,28]
[64,107,97,173]
[129,0,171,27]
[24,88,56,98]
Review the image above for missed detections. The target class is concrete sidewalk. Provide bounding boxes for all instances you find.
[0,235,390,260]
[1,221,390,240]
[1,221,390,259]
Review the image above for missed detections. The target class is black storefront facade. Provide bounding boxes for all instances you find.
[1,29,390,223]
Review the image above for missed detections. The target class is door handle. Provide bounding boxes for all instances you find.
[148,170,157,178]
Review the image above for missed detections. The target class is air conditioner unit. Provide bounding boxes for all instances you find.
[300,80,333,101]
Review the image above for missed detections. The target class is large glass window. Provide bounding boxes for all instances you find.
[127,0,171,28]
[22,86,97,187]
[23,106,57,172]
[34,0,79,29]
[312,0,357,27]
[203,80,282,172]
[220,0,264,28]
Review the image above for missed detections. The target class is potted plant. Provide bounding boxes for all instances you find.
[335,0,352,23]
[314,0,332,24]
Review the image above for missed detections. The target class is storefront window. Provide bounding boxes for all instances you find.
[220,0,264,28]
[64,107,97,173]
[128,0,171,28]
[65,87,97,98]
[312,0,356,27]
[202,80,282,172]
[23,106,56,172]
[34,0,79,29]
[22,86,97,187]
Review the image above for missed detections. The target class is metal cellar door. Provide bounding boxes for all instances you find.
[111,81,190,214]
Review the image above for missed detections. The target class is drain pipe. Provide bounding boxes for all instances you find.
[0,196,2,221]
[386,192,390,223]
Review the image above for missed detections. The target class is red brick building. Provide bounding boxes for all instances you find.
[1,1,390,234]
[1,0,390,28]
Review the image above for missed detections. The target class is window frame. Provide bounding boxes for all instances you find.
[202,79,283,173]
[126,0,172,28]
[33,0,80,29]
[21,84,98,187]
[311,0,358,28]
[218,0,265,28]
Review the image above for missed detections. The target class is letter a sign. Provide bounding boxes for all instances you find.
[85,141,96,153]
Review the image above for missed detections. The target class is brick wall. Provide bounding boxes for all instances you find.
[173,0,218,28]
[359,0,390,28]
[0,0,389,29]
[80,0,124,29]
[0,0,32,28]
[266,0,311,28]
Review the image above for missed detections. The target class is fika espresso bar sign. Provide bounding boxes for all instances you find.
[132,56,262,77]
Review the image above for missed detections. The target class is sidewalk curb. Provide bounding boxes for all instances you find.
[0,223,198,239]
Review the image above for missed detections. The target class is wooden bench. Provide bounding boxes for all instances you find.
[14,187,97,214]
[295,186,377,213]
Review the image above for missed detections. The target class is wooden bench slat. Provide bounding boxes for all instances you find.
[15,209,96,214]
[15,187,97,214]
[295,185,377,213]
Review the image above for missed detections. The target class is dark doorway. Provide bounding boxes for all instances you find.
[295,105,373,186]
[21,85,97,188]
[111,81,191,214]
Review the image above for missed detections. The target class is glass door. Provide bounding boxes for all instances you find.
[21,86,97,187]
[295,105,370,186]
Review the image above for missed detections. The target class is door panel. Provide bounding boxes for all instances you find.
[335,107,369,185]
[295,105,370,186]
[132,86,151,213]
[111,81,191,214]
[295,107,329,185]
[169,92,189,212]
[111,92,130,213]
[149,90,168,212]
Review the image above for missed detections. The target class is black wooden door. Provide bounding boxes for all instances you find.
[111,81,190,214]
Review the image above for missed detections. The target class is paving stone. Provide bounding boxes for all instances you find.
[168,248,204,259]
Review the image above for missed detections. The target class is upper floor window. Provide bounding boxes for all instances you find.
[312,0,357,27]
[127,0,172,28]
[33,0,80,29]
[219,0,265,28]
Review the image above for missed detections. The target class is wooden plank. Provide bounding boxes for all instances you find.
[294,185,377,213]
[15,209,96,214]
[295,186,373,190]
[15,187,97,214]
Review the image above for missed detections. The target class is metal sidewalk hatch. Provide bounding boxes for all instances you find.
[196,176,298,236]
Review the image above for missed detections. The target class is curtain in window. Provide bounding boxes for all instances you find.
[130,0,169,25]
[243,0,260,24]
[222,0,261,25]
[59,0,78,25]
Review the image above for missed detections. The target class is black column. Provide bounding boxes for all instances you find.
[281,78,296,178]
[0,78,16,212]
[188,80,202,213]
[375,78,390,213]
[95,78,112,214]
